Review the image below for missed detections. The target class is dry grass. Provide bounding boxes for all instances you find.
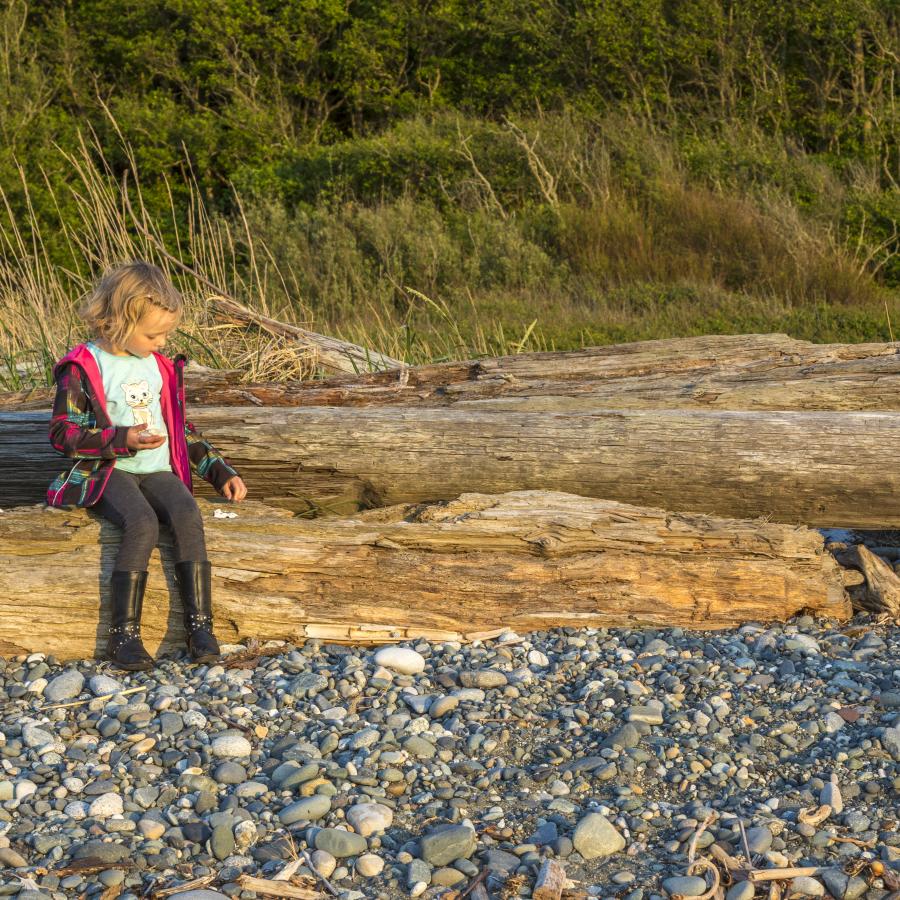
[1,113,896,391]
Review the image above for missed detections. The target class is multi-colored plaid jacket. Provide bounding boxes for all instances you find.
[47,344,240,507]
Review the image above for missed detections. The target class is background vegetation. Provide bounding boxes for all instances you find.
[1,0,898,387]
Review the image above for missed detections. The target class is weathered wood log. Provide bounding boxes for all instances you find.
[4,406,900,526]
[4,333,899,412]
[833,544,900,617]
[0,492,848,661]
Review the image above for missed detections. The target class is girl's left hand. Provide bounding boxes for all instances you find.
[222,476,247,502]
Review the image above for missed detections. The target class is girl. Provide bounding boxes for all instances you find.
[47,261,247,671]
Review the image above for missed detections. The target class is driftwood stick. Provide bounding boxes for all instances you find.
[687,812,717,863]
[235,873,322,898]
[209,294,404,375]
[120,172,401,376]
[747,866,827,882]
[834,545,900,616]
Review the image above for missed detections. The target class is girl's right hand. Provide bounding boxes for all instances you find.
[126,424,167,451]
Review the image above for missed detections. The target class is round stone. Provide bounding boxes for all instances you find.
[88,792,124,818]
[213,761,247,785]
[374,646,426,675]
[311,849,336,878]
[89,674,123,696]
[662,876,709,897]
[346,802,393,837]
[355,853,384,877]
[572,813,626,859]
[44,669,84,703]
[726,881,755,900]
[790,876,825,897]
[419,825,476,866]
[210,733,252,758]
[428,695,459,718]
[314,828,368,858]
[278,794,331,825]
[22,724,54,749]
[211,823,235,860]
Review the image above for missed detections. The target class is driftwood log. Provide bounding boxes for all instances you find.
[3,333,899,413]
[0,492,849,661]
[4,405,900,526]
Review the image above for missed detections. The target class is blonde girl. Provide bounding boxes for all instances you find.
[48,261,247,670]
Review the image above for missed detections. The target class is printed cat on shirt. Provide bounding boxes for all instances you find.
[121,379,162,436]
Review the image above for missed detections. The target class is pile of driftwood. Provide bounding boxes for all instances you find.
[2,320,899,659]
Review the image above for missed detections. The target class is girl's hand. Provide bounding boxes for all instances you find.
[126,423,167,451]
[221,475,247,502]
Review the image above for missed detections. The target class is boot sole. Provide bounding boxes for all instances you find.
[109,657,155,671]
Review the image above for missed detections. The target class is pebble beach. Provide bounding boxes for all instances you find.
[1,613,898,900]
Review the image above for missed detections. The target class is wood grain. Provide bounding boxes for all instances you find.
[0,492,849,661]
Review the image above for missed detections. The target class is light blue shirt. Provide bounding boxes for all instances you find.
[87,342,172,475]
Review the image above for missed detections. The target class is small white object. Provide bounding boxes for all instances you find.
[214,508,238,519]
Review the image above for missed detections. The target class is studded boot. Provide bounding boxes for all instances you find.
[174,560,220,663]
[106,571,154,671]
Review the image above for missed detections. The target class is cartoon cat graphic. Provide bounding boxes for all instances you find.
[121,379,162,435]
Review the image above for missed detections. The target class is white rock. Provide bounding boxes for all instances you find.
[211,734,252,758]
[183,710,208,729]
[346,802,394,837]
[234,820,258,851]
[528,650,550,667]
[89,675,123,696]
[89,792,124,817]
[44,669,84,703]
[138,818,166,839]
[820,778,843,815]
[64,801,89,820]
[311,849,336,878]
[14,780,37,800]
[21,723,54,749]
[374,646,426,675]
[355,853,384,877]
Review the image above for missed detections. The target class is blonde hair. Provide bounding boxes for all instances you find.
[80,261,183,346]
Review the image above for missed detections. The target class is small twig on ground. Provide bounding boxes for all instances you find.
[51,857,138,877]
[147,873,217,898]
[687,812,717,863]
[738,819,755,871]
[223,644,286,669]
[831,833,876,848]
[458,867,490,899]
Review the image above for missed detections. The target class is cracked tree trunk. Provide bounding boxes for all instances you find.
[5,405,900,526]
[0,492,849,661]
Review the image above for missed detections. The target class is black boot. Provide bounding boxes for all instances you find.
[175,560,220,663]
[106,571,154,671]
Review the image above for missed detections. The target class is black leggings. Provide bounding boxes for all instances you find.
[94,469,207,571]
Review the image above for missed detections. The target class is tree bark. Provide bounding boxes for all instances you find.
[5,405,900,526]
[4,333,899,412]
[0,492,849,661]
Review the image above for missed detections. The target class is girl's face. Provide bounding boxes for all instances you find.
[121,308,180,358]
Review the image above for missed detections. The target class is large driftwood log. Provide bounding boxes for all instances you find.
[0,492,849,660]
[4,333,899,412]
[4,406,900,526]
